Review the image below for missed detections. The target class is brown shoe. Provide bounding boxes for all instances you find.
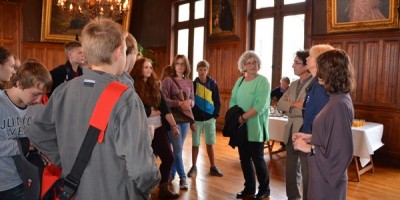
[159,183,180,199]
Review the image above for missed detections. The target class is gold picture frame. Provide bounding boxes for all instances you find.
[327,0,399,33]
[41,0,132,43]
[208,0,239,42]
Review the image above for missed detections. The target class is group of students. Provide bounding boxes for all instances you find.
[0,18,356,200]
[0,18,224,200]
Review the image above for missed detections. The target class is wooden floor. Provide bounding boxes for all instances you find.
[151,131,400,200]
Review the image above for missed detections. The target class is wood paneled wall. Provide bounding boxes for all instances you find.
[205,42,243,128]
[312,33,400,165]
[0,2,21,56]
[22,42,65,70]
[147,47,168,79]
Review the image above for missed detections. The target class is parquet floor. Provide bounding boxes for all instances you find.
[151,131,400,200]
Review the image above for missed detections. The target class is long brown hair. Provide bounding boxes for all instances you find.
[130,57,161,107]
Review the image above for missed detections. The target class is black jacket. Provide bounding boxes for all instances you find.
[223,105,247,148]
[49,60,83,96]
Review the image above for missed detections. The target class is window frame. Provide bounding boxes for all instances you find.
[171,0,206,79]
[250,0,309,87]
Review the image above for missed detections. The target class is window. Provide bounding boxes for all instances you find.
[253,0,306,84]
[173,0,205,79]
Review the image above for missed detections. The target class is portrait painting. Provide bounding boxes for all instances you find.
[327,0,399,33]
[208,0,239,42]
[41,0,131,43]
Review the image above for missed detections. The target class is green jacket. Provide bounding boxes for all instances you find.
[229,75,271,142]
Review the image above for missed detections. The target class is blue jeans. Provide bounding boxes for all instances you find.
[0,183,24,200]
[168,123,189,179]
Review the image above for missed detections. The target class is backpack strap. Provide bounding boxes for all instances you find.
[59,81,128,200]
[90,81,129,143]
[238,76,245,87]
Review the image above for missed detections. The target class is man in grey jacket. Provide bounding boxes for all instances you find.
[28,18,160,200]
[277,50,312,200]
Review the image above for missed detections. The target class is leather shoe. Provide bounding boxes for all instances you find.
[253,191,270,200]
[236,190,255,199]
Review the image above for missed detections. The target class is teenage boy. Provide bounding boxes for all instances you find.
[28,18,160,200]
[0,60,52,200]
[187,60,223,177]
[49,41,85,95]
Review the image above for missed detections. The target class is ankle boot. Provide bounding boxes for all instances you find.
[159,183,180,199]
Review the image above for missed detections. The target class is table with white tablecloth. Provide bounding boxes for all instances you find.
[267,116,384,181]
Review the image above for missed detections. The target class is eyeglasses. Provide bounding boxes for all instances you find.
[175,62,185,66]
[293,62,304,65]
[245,61,258,66]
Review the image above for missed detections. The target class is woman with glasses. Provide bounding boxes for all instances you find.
[229,51,271,200]
[161,54,194,190]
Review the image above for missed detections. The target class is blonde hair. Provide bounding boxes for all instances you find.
[197,60,210,70]
[309,44,335,59]
[81,18,127,66]
[126,33,138,55]
[64,41,82,57]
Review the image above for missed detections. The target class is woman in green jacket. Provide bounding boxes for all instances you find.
[229,51,271,200]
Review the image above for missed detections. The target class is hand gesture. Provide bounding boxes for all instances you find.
[190,123,197,132]
[179,99,191,110]
[293,137,311,153]
[172,126,180,138]
[292,132,312,143]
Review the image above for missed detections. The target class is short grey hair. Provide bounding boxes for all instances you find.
[237,51,262,73]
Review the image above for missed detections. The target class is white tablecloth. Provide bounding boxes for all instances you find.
[268,116,287,142]
[268,117,384,167]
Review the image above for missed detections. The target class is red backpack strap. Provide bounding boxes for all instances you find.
[89,81,129,143]
[53,81,129,200]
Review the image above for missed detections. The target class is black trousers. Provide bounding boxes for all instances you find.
[238,140,270,193]
[152,125,174,184]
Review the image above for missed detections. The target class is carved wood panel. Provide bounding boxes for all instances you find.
[312,33,400,165]
[0,2,20,56]
[22,42,65,71]
[205,42,243,129]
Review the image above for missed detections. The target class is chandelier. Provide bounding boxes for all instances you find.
[56,0,130,21]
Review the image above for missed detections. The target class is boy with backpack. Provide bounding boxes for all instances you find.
[28,18,160,200]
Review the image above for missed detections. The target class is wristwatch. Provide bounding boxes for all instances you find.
[310,145,316,156]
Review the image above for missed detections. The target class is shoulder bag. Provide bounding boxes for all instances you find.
[169,77,194,124]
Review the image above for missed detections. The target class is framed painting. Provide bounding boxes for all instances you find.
[208,0,239,42]
[41,0,132,43]
[327,0,399,33]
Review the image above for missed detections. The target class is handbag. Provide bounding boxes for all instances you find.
[169,77,194,124]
